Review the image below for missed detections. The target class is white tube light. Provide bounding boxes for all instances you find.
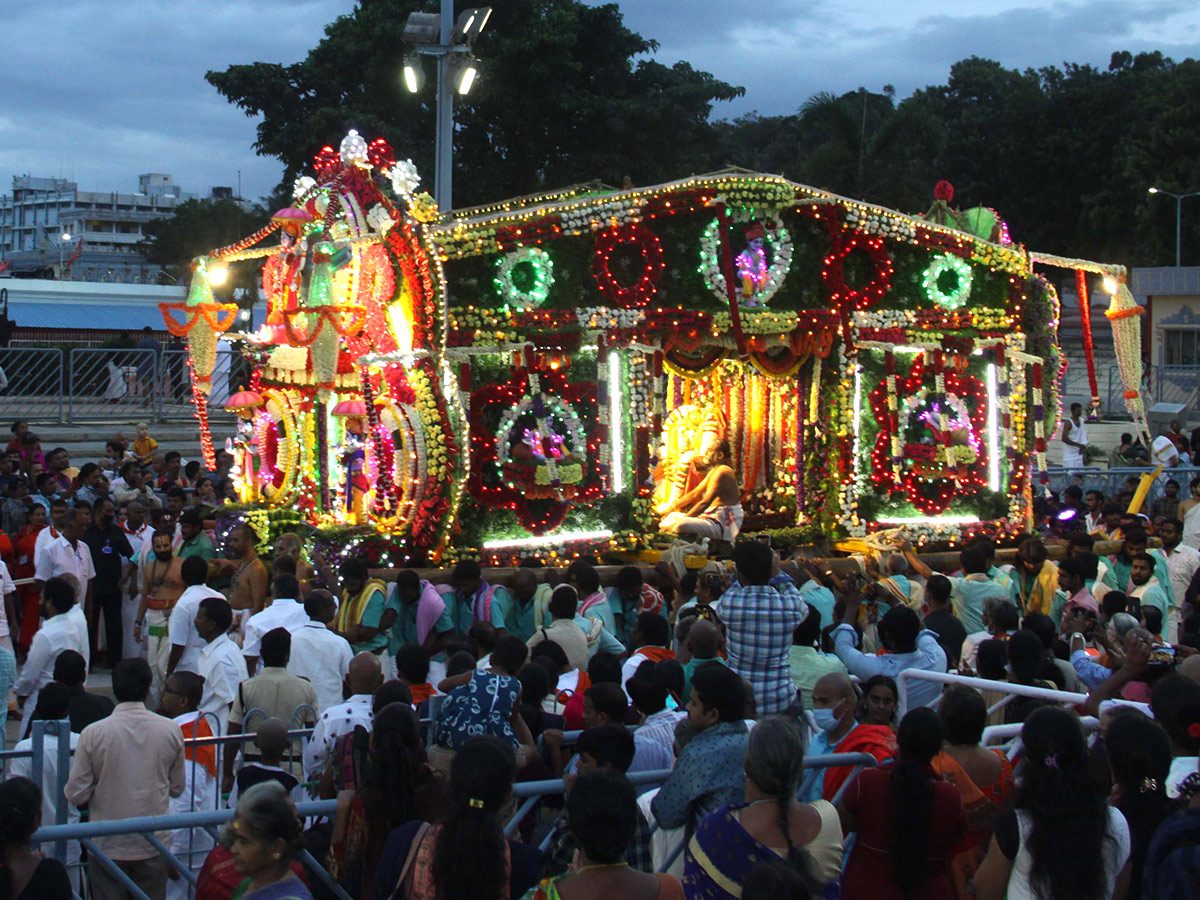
[609,350,623,493]
[852,364,863,480]
[877,515,981,526]
[986,363,1001,491]
[483,530,613,549]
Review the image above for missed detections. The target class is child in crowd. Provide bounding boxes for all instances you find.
[131,422,157,464]
[226,718,306,808]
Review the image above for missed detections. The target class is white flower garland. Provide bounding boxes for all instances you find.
[390,160,421,199]
[698,212,793,306]
[493,247,554,308]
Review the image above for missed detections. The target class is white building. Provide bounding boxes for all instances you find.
[0,173,206,283]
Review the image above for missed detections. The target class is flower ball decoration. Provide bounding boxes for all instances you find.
[494,247,555,309]
[922,253,974,311]
[339,130,369,166]
[390,160,421,200]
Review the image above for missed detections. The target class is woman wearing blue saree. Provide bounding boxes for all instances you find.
[682,716,843,899]
[226,781,314,900]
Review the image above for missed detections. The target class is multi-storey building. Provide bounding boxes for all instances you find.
[0,173,202,283]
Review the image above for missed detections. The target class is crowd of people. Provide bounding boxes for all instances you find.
[0,421,1199,900]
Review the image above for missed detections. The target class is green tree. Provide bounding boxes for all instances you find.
[205,0,743,205]
[139,197,269,290]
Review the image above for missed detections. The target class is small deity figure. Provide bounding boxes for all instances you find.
[736,222,770,305]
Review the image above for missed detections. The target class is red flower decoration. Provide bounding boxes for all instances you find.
[822,227,894,312]
[313,146,342,178]
[467,368,603,535]
[868,355,987,515]
[934,180,955,202]
[592,224,665,308]
[368,138,396,171]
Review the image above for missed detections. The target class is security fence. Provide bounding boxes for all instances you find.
[0,346,241,424]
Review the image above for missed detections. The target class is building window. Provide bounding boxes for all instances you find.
[1163,329,1200,366]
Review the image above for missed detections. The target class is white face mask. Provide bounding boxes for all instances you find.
[812,704,843,733]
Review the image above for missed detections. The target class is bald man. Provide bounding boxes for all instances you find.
[680,618,726,704]
[227,718,306,808]
[1180,653,1200,684]
[799,673,897,802]
[302,651,382,778]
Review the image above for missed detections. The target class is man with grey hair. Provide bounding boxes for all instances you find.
[873,551,924,611]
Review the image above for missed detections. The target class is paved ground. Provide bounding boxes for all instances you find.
[6,668,114,749]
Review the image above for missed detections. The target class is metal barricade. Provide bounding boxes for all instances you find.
[896,668,1089,720]
[68,346,157,421]
[1044,464,1200,511]
[0,346,64,422]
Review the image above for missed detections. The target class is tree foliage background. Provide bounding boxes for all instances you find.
[199,0,1200,268]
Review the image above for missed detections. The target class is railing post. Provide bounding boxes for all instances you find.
[55,347,65,424]
[52,718,70,863]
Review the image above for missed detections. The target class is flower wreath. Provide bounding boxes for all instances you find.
[922,253,974,311]
[494,247,555,309]
[822,227,894,312]
[592,224,665,308]
[699,212,793,306]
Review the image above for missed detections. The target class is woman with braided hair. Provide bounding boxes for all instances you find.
[0,776,71,900]
[681,716,841,899]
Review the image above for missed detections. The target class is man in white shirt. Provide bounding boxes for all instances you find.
[9,683,82,890]
[32,498,69,563]
[302,651,381,779]
[1155,517,1200,642]
[195,596,248,735]
[120,500,152,660]
[242,574,311,674]
[1060,402,1088,468]
[287,590,353,713]
[167,556,224,677]
[34,506,95,627]
[13,577,89,739]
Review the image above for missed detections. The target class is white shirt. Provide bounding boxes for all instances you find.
[197,634,249,735]
[168,585,225,675]
[33,525,61,567]
[303,694,373,779]
[287,622,353,714]
[242,597,311,666]
[13,613,89,698]
[122,522,152,559]
[0,559,15,641]
[34,535,96,603]
[1157,544,1200,612]
[1006,808,1130,900]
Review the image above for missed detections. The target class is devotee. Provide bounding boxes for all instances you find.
[526,584,590,672]
[943,545,1010,636]
[1155,517,1199,641]
[662,440,744,543]
[43,648,113,733]
[0,777,73,900]
[721,541,808,716]
[33,508,94,662]
[800,672,896,802]
[286,589,354,713]
[243,573,310,673]
[334,557,395,665]
[446,559,493,634]
[1127,552,1171,639]
[134,527,186,703]
[160,670,218,898]
[680,617,726,705]
[923,574,968,669]
[1011,537,1059,616]
[627,664,680,773]
[303,651,383,780]
[960,598,1019,672]
[163,554,224,680]
[972,707,1131,900]
[685,716,843,896]
[223,782,314,900]
[195,596,248,735]
[788,604,847,710]
[621,611,674,687]
[389,568,455,662]
[830,591,948,715]
[838,707,966,900]
[81,496,134,666]
[651,662,749,835]
[208,522,269,619]
[65,659,185,900]
[14,576,89,739]
[488,566,541,641]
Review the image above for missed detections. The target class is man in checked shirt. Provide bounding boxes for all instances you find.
[720,541,810,716]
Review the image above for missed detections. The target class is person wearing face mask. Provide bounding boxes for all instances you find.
[799,673,897,803]
[82,498,134,667]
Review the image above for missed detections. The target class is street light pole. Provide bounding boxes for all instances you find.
[1148,187,1200,267]
[435,0,454,211]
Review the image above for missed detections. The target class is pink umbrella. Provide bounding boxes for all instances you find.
[331,399,368,418]
[271,207,315,237]
[225,390,265,415]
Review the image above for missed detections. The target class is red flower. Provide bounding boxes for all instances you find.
[934,180,955,202]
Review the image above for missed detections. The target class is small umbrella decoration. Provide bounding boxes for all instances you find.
[225,390,265,417]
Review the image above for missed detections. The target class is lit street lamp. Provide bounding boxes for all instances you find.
[1148,186,1200,267]
[402,3,491,211]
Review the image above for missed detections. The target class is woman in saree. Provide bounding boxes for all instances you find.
[682,716,842,899]
[225,782,313,900]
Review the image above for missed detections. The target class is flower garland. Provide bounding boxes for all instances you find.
[922,253,974,310]
[698,213,794,306]
[822,227,894,312]
[494,247,555,309]
[592,224,665,308]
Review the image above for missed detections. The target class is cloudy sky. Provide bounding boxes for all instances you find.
[2,0,1198,202]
